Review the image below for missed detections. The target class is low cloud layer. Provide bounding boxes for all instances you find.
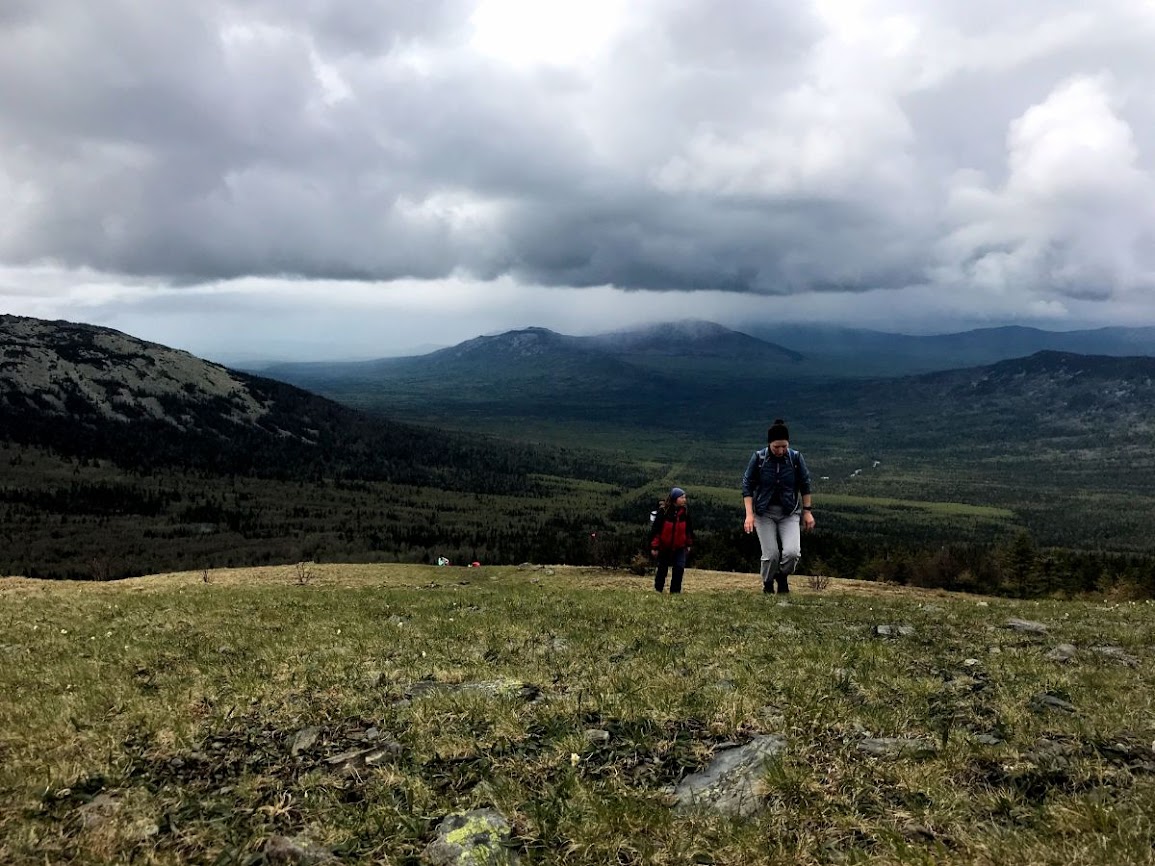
[2,0,1154,358]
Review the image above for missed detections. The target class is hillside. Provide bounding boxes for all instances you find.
[781,351,1155,557]
[0,315,652,579]
[4,563,1154,865]
[1,314,407,478]
[0,314,608,487]
[809,350,1155,441]
[258,335,1155,556]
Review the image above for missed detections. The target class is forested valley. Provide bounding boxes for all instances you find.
[5,438,1155,599]
[5,314,1155,598]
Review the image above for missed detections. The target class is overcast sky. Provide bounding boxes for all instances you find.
[3,0,1155,362]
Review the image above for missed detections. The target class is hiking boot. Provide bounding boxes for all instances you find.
[775,572,790,594]
[762,581,773,594]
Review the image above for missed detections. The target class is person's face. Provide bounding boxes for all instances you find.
[769,439,790,456]
[676,494,687,506]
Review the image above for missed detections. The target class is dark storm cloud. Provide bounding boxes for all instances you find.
[1,0,1154,307]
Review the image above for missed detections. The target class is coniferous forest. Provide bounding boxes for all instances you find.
[5,314,1155,597]
[5,436,1155,598]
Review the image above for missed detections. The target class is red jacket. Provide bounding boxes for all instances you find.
[650,506,694,551]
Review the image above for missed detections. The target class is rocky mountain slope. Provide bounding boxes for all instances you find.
[2,315,276,432]
[0,314,606,486]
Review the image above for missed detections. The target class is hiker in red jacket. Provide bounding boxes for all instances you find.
[650,487,694,593]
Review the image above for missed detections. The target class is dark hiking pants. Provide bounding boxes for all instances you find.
[654,548,688,593]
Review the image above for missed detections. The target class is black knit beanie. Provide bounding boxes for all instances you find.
[767,419,790,442]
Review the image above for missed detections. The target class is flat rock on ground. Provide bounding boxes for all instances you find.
[1030,692,1077,714]
[1005,618,1048,634]
[857,737,939,759]
[1046,643,1078,663]
[671,735,787,817]
[406,680,542,702]
[423,808,518,866]
[873,624,916,637]
[264,835,336,864]
[1091,645,1140,667]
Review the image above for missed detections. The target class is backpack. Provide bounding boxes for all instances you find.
[642,502,662,552]
[752,447,803,489]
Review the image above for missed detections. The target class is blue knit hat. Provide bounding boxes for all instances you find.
[670,487,686,499]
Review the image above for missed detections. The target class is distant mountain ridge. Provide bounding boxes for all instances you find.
[585,320,803,361]
[261,320,802,408]
[920,350,1155,422]
[10,314,1155,455]
[266,319,798,370]
[749,323,1155,376]
[432,327,586,362]
[798,349,1155,457]
[0,314,601,488]
[255,318,1155,436]
[262,319,1155,388]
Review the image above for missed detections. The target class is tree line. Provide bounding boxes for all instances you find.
[5,440,1155,599]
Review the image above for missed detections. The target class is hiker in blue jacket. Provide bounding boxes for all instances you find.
[741,419,814,594]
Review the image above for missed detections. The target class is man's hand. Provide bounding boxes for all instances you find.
[802,511,816,532]
[743,515,755,533]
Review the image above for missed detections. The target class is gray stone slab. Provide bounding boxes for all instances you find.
[1005,618,1048,634]
[423,808,518,866]
[857,737,939,759]
[671,735,787,817]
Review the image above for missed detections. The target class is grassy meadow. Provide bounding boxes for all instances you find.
[2,564,1154,865]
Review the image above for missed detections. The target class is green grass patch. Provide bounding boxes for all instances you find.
[2,564,1154,864]
[818,495,1015,519]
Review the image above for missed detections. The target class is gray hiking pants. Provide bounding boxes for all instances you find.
[754,510,801,585]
